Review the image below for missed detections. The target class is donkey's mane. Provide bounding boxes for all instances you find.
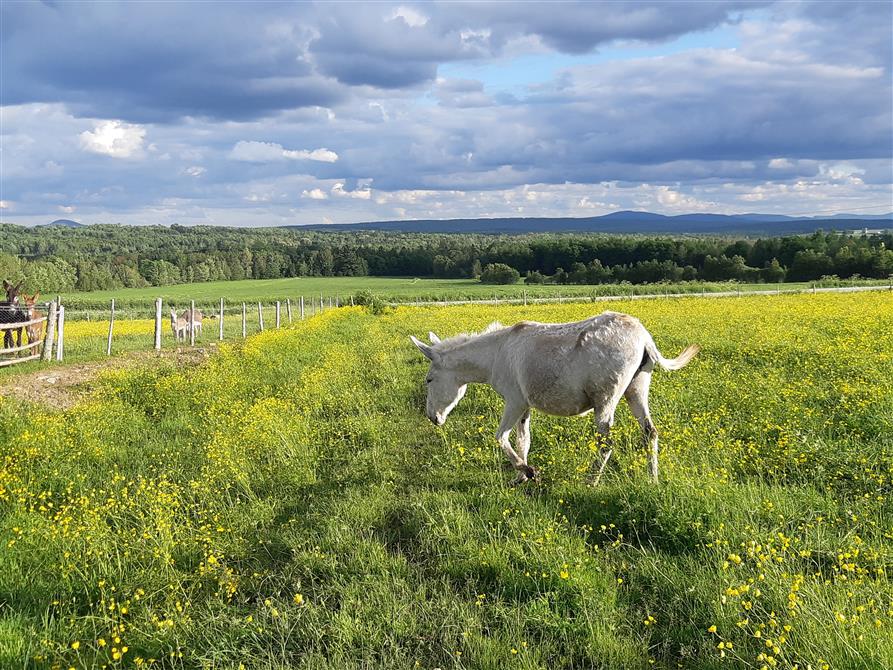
[435,321,504,352]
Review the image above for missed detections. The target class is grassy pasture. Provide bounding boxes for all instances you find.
[54,276,890,312]
[0,292,891,668]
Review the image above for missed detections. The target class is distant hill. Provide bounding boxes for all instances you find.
[39,219,84,228]
[288,210,893,236]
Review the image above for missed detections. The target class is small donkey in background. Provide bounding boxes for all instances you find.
[20,292,43,346]
[170,309,189,342]
[1,280,28,352]
[180,308,203,336]
[170,307,204,342]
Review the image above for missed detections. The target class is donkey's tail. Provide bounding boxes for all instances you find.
[644,336,700,371]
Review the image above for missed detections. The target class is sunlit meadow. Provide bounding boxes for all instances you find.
[1,292,891,669]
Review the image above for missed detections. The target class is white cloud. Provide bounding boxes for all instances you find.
[283,147,339,162]
[643,185,716,211]
[79,120,146,158]
[332,182,372,199]
[302,188,328,200]
[182,166,206,177]
[819,162,865,182]
[389,5,428,27]
[0,200,11,210]
[768,158,793,169]
[230,140,338,163]
[58,205,76,214]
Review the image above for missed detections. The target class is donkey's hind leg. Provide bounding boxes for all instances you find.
[589,409,615,486]
[624,371,659,482]
[515,409,532,464]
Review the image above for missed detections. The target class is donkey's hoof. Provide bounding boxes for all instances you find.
[511,465,538,486]
[510,472,528,486]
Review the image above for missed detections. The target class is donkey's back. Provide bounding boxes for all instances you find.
[500,312,652,417]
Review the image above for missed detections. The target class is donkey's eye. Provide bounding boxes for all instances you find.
[426,378,433,384]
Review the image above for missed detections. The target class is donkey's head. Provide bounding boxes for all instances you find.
[2,279,23,304]
[20,292,39,314]
[410,331,467,426]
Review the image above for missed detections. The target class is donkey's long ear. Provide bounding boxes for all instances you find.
[2,280,9,291]
[428,331,441,344]
[410,335,435,361]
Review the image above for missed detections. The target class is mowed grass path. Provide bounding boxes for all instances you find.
[0,293,891,668]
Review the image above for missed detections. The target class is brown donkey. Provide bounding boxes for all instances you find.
[21,293,44,347]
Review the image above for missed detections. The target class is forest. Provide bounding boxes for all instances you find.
[0,223,890,292]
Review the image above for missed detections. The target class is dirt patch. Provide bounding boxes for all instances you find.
[0,347,214,410]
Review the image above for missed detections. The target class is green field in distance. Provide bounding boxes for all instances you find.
[54,276,887,311]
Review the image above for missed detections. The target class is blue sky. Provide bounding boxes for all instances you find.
[1,1,890,227]
[439,21,744,95]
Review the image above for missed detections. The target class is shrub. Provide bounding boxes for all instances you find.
[354,290,388,314]
[480,263,520,284]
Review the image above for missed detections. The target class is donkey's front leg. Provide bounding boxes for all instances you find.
[497,403,536,485]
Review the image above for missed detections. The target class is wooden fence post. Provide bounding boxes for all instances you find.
[219,297,224,340]
[242,302,247,338]
[42,301,57,361]
[258,302,264,331]
[106,299,115,355]
[55,304,66,362]
[154,298,162,351]
[320,294,324,313]
[189,300,195,346]
[350,295,354,307]
[276,301,281,328]
[286,298,292,323]
[300,296,305,320]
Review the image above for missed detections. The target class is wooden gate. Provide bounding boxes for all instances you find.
[0,303,49,368]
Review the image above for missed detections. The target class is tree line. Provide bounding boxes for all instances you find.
[0,223,890,292]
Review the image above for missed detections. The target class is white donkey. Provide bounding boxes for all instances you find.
[411,312,699,485]
[170,309,189,342]
[180,308,203,336]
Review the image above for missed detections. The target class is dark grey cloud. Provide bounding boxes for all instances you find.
[1,2,344,122]
[2,1,769,121]
[434,1,767,54]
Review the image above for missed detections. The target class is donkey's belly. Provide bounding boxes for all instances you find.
[526,387,593,417]
[518,346,616,417]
